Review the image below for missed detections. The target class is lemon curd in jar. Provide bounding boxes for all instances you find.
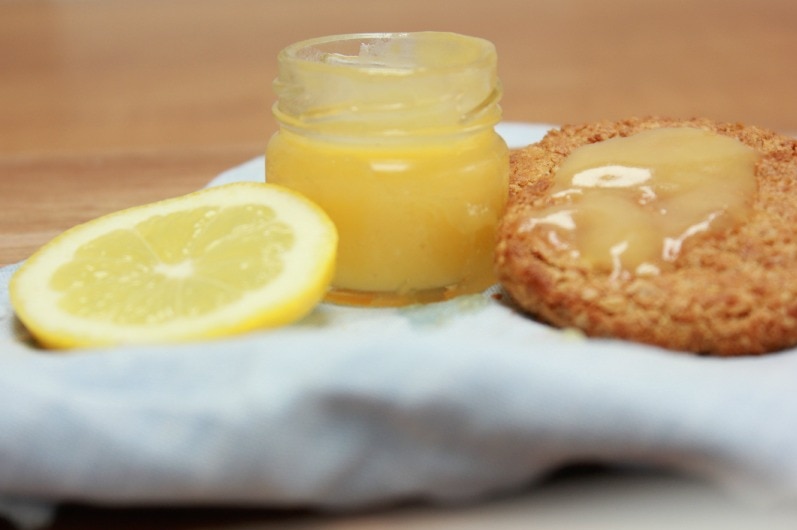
[527,127,758,279]
[266,32,509,306]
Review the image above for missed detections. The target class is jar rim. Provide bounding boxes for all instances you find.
[278,31,496,75]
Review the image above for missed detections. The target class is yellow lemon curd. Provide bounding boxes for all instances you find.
[526,127,758,279]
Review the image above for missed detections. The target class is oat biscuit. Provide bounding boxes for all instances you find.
[495,117,797,356]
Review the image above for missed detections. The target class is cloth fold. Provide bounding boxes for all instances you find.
[2,123,797,527]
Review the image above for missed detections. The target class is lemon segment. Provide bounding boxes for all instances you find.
[9,182,338,349]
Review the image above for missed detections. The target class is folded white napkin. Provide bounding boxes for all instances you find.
[2,123,797,528]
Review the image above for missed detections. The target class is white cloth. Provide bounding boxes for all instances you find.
[2,123,797,527]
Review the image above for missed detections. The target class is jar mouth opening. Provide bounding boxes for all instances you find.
[273,32,503,135]
[279,32,496,75]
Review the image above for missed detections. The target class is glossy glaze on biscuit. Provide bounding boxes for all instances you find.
[496,117,797,356]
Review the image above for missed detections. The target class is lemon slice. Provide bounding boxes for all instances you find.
[10,182,337,349]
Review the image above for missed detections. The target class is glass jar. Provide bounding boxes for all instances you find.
[266,32,509,306]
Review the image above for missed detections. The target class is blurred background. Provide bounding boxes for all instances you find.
[5,0,795,266]
[1,0,795,158]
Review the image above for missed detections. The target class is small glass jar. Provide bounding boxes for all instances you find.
[266,32,509,306]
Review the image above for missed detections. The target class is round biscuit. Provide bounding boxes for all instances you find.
[496,116,797,356]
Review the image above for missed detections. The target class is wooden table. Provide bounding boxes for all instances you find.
[4,0,797,266]
[1,0,796,528]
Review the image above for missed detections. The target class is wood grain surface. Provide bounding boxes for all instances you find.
[2,0,796,265]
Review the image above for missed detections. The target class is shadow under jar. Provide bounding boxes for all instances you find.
[266,32,509,306]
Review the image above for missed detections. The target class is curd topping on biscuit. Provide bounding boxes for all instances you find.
[524,127,758,278]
